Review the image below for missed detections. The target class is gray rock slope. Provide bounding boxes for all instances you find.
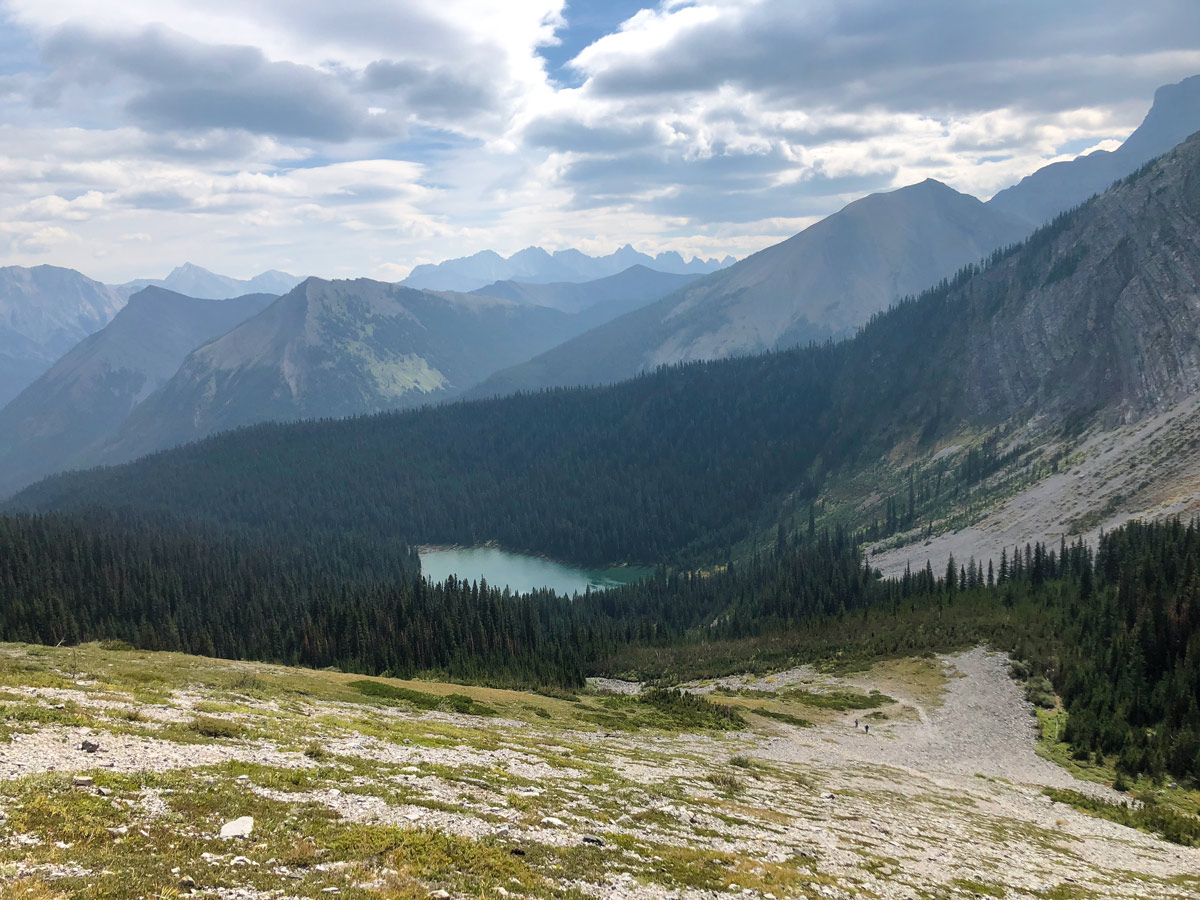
[945,131,1200,425]
[98,278,600,462]
[0,287,275,498]
[0,265,125,408]
[402,245,733,292]
[988,74,1200,227]
[473,179,1028,396]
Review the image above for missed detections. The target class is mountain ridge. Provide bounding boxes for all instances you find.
[402,243,733,292]
[15,131,1200,568]
[114,263,303,300]
[93,277,612,465]
[0,264,126,408]
[0,286,276,497]
[470,264,700,318]
[987,73,1200,227]
[471,178,1029,397]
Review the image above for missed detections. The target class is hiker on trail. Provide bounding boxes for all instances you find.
[854,719,858,728]
[864,724,869,735]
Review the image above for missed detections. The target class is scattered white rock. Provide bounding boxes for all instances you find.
[219,815,254,839]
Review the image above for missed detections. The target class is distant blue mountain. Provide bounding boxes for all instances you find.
[403,244,734,292]
[114,263,303,300]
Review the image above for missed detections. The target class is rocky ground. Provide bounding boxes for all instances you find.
[868,391,1200,578]
[0,642,1197,900]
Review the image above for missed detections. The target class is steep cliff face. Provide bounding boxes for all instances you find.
[823,132,1200,451]
[988,74,1200,227]
[956,135,1200,425]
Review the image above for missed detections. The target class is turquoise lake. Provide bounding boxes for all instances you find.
[418,546,652,596]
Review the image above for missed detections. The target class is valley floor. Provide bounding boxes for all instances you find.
[0,643,1197,900]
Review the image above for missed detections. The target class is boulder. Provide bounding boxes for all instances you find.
[219,816,254,839]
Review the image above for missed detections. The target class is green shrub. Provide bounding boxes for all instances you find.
[1044,787,1200,847]
[638,689,745,731]
[350,679,441,708]
[442,693,498,717]
[188,716,243,739]
[1024,675,1057,709]
[782,687,893,710]
[303,742,330,761]
[707,772,743,793]
[348,680,496,717]
[753,708,812,727]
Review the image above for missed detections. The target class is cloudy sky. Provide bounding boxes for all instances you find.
[1,0,1198,282]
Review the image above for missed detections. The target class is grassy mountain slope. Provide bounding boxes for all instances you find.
[95,278,592,464]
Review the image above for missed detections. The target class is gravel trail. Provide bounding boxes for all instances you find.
[756,647,1118,800]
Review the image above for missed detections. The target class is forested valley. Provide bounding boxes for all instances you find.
[2,505,1199,781]
[3,205,1093,567]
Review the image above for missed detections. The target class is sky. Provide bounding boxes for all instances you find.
[0,0,1198,283]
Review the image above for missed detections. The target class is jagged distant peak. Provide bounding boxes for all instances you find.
[401,243,734,292]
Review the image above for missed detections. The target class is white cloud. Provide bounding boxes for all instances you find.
[0,0,1197,281]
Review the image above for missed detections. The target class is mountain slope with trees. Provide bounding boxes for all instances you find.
[92,278,598,465]
[12,132,1200,569]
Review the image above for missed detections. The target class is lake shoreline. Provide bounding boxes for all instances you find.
[416,541,653,571]
[418,545,653,596]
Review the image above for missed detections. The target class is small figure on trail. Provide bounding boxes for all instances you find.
[854,719,859,728]
[864,724,869,735]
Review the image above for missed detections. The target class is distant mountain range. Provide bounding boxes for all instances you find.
[402,244,734,292]
[472,179,1029,396]
[18,129,1200,569]
[0,265,125,408]
[0,287,276,497]
[472,265,699,319]
[113,263,303,300]
[0,264,701,496]
[92,270,698,468]
[3,75,1199,501]
[473,74,1200,397]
